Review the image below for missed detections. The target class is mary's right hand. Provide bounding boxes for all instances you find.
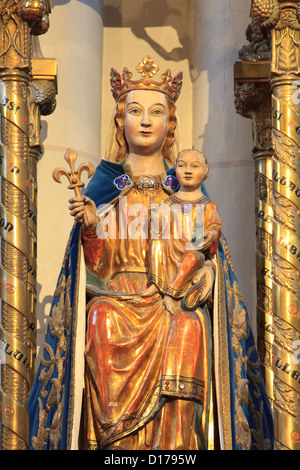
[68,195,98,227]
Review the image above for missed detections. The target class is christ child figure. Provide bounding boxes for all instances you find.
[142,149,222,314]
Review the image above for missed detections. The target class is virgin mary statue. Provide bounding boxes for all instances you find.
[28,56,274,451]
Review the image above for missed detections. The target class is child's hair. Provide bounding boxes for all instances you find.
[176,148,207,165]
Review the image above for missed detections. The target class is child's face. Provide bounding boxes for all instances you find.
[175,151,208,190]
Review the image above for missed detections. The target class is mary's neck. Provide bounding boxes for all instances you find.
[125,152,166,176]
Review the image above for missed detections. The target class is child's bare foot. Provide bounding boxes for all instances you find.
[163,296,181,315]
[141,284,159,297]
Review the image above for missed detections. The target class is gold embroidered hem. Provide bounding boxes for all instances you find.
[85,397,201,451]
[161,375,205,402]
[215,249,232,450]
[149,270,201,299]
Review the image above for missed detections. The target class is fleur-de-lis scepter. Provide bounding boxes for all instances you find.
[52,148,95,226]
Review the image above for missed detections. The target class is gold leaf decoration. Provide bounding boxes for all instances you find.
[273,253,300,295]
[278,33,298,72]
[274,378,300,418]
[273,129,299,173]
[272,191,300,233]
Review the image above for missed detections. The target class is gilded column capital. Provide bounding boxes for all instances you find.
[251,1,300,78]
[235,82,268,116]
[28,79,56,153]
[251,0,282,29]
[0,0,51,72]
[19,0,51,36]
[28,57,57,153]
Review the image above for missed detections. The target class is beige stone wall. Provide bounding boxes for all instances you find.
[36,0,104,354]
[36,0,256,355]
[193,1,256,333]
[100,0,194,155]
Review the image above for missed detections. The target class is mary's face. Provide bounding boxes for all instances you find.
[124,90,169,156]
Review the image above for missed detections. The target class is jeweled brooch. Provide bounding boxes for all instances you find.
[113,174,133,190]
[162,175,180,191]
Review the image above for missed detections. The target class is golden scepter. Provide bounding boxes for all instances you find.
[52,148,95,226]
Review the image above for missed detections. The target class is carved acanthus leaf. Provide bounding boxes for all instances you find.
[274,378,300,418]
[272,191,300,233]
[273,129,299,173]
[274,316,300,354]
[277,32,298,72]
[273,253,300,295]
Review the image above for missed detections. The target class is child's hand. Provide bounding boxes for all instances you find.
[163,296,181,315]
[141,284,159,297]
[200,231,216,251]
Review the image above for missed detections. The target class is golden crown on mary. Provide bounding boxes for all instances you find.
[110,56,183,103]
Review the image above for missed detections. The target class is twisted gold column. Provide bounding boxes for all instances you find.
[0,1,54,449]
[238,0,300,449]
[0,16,31,448]
[269,3,300,449]
[253,93,274,406]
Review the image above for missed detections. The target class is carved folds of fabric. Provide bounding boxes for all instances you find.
[221,238,272,450]
[31,257,72,450]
